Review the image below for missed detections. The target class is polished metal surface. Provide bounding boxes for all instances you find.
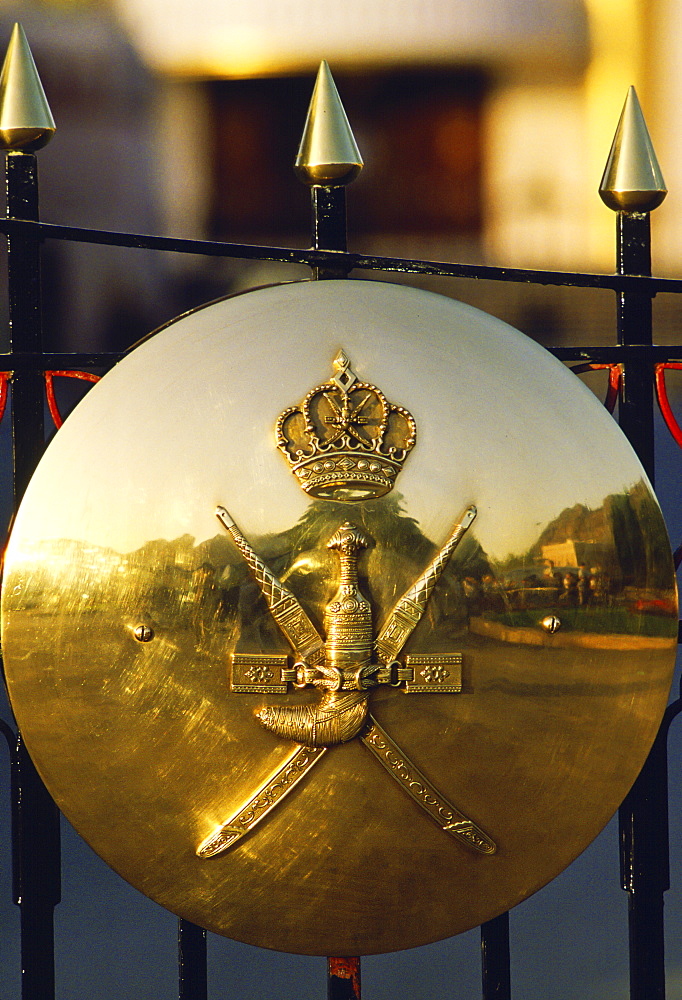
[0,23,55,152]
[1,279,677,955]
[599,86,666,213]
[294,60,363,186]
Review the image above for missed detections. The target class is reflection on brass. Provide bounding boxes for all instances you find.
[375,505,476,662]
[362,718,495,854]
[276,350,416,502]
[294,60,363,187]
[0,23,55,152]
[1,278,678,955]
[217,505,324,664]
[600,86,666,213]
[133,624,154,642]
[540,615,561,634]
[209,504,493,853]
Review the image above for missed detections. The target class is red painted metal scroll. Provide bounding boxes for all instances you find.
[43,370,101,429]
[655,363,682,449]
[0,371,9,424]
[0,370,101,431]
[571,362,621,413]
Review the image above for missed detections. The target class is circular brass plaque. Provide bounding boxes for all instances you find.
[1,280,677,954]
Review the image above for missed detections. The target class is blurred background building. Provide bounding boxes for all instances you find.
[1,0,681,352]
[2,4,682,999]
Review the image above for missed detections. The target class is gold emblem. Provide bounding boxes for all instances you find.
[196,503,496,858]
[1,279,677,955]
[276,350,416,501]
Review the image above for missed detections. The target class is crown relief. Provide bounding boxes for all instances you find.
[276,350,416,502]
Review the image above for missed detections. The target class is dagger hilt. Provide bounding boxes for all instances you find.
[324,523,374,690]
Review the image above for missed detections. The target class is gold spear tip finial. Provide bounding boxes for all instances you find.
[599,86,666,213]
[294,60,363,187]
[0,24,55,152]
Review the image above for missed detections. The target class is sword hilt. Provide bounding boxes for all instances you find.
[375,504,477,664]
[216,506,325,663]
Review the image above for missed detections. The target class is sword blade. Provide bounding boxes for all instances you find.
[361,715,496,855]
[196,743,328,857]
[374,504,476,664]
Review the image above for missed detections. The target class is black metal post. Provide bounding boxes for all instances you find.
[310,186,351,279]
[621,732,669,1000]
[615,209,668,1000]
[616,212,655,480]
[617,213,652,304]
[6,151,45,502]
[5,149,61,1000]
[178,919,208,1000]
[481,912,511,1000]
[11,736,61,1000]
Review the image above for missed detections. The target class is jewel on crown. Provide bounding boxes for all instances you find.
[276,350,416,502]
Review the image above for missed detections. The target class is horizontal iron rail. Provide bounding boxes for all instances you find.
[3,217,682,293]
[0,351,124,368]
[552,346,682,361]
[2,347,682,373]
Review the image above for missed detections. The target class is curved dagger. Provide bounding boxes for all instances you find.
[374,504,477,664]
[202,504,495,858]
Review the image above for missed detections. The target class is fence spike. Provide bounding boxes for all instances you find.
[0,23,55,152]
[294,60,363,187]
[599,86,666,213]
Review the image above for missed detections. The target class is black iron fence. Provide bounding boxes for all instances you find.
[1,54,682,1000]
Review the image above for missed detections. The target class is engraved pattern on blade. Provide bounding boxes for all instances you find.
[216,506,324,664]
[375,505,477,663]
[362,718,496,854]
[196,744,328,857]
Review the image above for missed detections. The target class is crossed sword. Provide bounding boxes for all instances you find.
[196,504,496,859]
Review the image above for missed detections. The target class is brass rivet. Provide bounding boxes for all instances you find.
[540,615,561,634]
[133,624,154,642]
